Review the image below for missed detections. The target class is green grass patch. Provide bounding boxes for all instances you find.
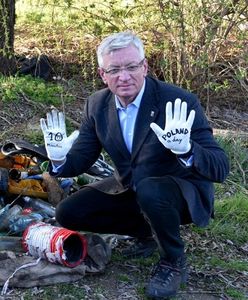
[23,130,45,145]
[117,273,131,282]
[0,75,74,105]
[131,253,160,268]
[215,136,248,194]
[210,192,248,245]
[225,288,247,300]
[209,255,248,272]
[22,282,86,299]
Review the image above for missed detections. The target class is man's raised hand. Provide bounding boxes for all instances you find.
[40,110,79,161]
[150,98,195,155]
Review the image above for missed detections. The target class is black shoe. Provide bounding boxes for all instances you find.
[146,256,188,299]
[121,238,157,258]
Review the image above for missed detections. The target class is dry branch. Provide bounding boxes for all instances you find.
[213,128,248,139]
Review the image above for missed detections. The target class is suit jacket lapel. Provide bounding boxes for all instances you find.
[131,81,159,161]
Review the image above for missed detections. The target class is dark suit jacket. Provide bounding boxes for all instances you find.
[58,76,229,227]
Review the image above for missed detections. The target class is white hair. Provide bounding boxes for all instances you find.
[97,31,145,67]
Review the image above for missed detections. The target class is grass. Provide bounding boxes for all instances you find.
[210,192,248,245]
[215,135,248,193]
[117,273,131,282]
[0,74,75,105]
[209,255,248,272]
[184,187,248,299]
[21,283,87,300]
[225,288,247,300]
[23,130,45,146]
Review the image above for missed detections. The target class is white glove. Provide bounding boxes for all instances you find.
[40,109,79,161]
[150,98,195,155]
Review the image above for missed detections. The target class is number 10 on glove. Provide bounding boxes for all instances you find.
[40,110,79,161]
[150,98,195,155]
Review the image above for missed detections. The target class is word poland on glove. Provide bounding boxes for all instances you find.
[150,98,195,155]
[40,110,79,161]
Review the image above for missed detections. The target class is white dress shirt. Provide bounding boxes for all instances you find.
[115,81,146,152]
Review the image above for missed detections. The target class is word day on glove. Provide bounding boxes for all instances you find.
[40,110,79,161]
[150,98,195,155]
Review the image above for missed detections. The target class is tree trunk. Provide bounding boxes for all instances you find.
[0,0,16,75]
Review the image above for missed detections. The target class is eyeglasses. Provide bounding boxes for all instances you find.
[102,59,145,77]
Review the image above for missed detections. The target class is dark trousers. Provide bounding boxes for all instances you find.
[56,176,191,260]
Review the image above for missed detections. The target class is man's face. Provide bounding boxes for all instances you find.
[98,45,148,106]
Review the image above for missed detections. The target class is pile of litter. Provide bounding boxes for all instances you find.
[0,139,113,294]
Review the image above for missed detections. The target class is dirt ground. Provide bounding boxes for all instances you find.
[0,84,247,300]
[1,227,248,300]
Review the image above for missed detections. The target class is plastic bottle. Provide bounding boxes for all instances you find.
[8,211,46,234]
[0,204,22,231]
[22,196,56,217]
[0,204,11,231]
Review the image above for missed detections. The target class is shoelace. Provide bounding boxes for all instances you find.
[151,260,182,286]
[152,260,182,276]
